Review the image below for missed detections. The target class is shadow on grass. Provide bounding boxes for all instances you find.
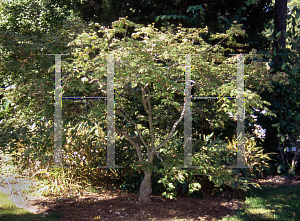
[220,185,300,221]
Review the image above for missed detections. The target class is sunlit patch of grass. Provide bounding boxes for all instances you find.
[0,192,60,220]
[220,185,300,221]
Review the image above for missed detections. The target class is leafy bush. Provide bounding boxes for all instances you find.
[226,136,274,178]
[147,133,268,200]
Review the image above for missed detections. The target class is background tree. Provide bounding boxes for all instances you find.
[0,0,85,166]
[258,0,288,158]
[256,0,300,175]
[48,0,274,53]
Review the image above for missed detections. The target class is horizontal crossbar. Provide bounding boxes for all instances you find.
[192,96,236,99]
[62,97,107,99]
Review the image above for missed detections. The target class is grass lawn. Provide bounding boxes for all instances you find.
[0,192,61,221]
[221,185,300,221]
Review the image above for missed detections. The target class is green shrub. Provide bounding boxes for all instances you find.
[226,136,274,178]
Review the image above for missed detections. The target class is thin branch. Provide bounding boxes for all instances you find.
[156,152,164,162]
[140,82,151,115]
[145,94,155,104]
[204,34,230,54]
[151,100,186,154]
[115,106,149,152]
[145,84,155,150]
[115,128,143,164]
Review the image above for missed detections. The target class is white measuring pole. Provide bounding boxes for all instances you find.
[184,54,192,168]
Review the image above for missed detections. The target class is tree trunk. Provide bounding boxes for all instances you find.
[138,168,152,203]
[263,127,279,153]
[291,124,300,172]
[291,152,299,170]
[273,0,287,64]
[263,0,288,155]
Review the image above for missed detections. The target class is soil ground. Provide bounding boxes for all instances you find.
[1,153,300,221]
[3,175,300,221]
[0,172,243,221]
[2,183,244,221]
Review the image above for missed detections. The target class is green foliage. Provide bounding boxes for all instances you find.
[0,98,12,119]
[155,5,205,27]
[227,136,274,178]
[46,0,274,53]
[0,1,99,195]
[117,132,270,200]
[0,0,68,33]
[0,11,280,200]
[152,133,267,200]
[155,1,273,51]
[258,5,300,174]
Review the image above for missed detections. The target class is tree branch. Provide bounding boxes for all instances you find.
[114,128,143,164]
[145,94,155,104]
[151,100,186,154]
[115,106,149,152]
[144,84,155,151]
[140,82,151,115]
